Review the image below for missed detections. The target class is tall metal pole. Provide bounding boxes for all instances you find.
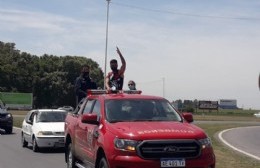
[162,77,165,98]
[104,0,111,89]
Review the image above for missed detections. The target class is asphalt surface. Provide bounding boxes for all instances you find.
[0,128,66,168]
[195,121,260,160]
[219,126,260,160]
[0,123,260,168]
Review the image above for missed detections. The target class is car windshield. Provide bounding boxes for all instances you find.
[0,108,7,114]
[105,99,182,122]
[36,111,67,122]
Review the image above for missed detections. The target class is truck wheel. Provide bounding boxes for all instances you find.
[5,127,12,134]
[21,133,28,147]
[98,157,108,168]
[67,143,76,168]
[32,137,39,152]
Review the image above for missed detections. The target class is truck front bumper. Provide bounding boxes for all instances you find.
[108,151,215,168]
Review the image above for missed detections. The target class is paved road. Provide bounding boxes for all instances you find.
[219,126,260,160]
[0,128,66,168]
[1,123,259,168]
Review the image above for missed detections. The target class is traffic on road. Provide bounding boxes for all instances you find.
[0,90,260,168]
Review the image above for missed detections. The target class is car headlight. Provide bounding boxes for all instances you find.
[6,114,12,118]
[199,137,212,149]
[37,131,53,136]
[114,138,139,151]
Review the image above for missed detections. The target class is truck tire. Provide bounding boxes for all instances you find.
[21,133,28,147]
[98,157,108,168]
[5,127,12,134]
[67,143,76,168]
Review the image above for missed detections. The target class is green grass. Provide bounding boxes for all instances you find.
[193,112,260,168]
[10,110,29,116]
[194,108,259,116]
[196,123,260,168]
[13,116,24,128]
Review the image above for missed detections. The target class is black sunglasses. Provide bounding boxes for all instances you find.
[128,83,134,86]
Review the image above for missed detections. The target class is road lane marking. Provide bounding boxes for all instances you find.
[218,127,260,161]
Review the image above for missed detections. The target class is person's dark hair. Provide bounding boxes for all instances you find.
[81,65,90,73]
[110,59,117,64]
[128,80,136,86]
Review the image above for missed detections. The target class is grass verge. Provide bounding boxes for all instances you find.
[196,122,260,168]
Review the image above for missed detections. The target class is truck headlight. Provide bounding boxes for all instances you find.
[199,137,212,149]
[37,131,53,136]
[114,138,139,151]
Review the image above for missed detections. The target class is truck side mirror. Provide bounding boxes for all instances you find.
[182,112,194,123]
[81,114,99,125]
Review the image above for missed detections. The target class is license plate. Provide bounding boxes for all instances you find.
[55,142,64,147]
[58,139,64,143]
[160,158,185,167]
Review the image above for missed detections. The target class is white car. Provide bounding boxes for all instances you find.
[58,106,74,112]
[21,109,68,152]
[254,112,260,118]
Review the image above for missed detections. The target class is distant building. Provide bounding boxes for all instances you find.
[198,101,218,110]
[219,99,238,109]
[171,100,182,109]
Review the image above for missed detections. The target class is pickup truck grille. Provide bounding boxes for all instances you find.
[137,139,201,159]
[0,113,8,118]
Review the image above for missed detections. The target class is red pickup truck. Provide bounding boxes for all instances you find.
[64,90,215,168]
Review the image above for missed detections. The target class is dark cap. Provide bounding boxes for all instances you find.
[110,59,117,64]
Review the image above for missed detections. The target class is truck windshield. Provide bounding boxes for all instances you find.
[36,111,67,122]
[105,99,182,122]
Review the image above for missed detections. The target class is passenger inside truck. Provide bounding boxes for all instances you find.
[139,101,155,119]
[105,99,182,122]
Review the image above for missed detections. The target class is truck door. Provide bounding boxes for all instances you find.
[75,99,96,162]
[84,100,101,165]
[72,98,86,159]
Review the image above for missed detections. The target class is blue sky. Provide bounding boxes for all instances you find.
[1,0,260,109]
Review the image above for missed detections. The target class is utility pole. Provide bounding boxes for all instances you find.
[104,0,111,89]
[162,77,165,98]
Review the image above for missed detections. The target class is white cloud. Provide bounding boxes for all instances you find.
[1,0,260,109]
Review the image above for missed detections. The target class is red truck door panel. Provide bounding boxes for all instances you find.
[74,99,98,164]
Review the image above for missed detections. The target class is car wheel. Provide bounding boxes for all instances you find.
[5,127,12,134]
[98,157,108,168]
[67,143,76,168]
[32,137,39,152]
[21,133,28,147]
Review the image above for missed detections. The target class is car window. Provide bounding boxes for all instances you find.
[25,111,32,122]
[105,99,182,122]
[92,100,101,117]
[74,98,86,114]
[82,99,95,114]
[28,111,35,124]
[36,111,67,122]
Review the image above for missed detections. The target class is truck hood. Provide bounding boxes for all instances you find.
[36,122,65,132]
[106,121,206,140]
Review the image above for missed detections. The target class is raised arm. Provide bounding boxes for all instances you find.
[116,47,126,76]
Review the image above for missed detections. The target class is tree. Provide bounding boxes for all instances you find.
[0,41,104,108]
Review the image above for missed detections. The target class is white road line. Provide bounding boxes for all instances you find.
[218,127,260,161]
